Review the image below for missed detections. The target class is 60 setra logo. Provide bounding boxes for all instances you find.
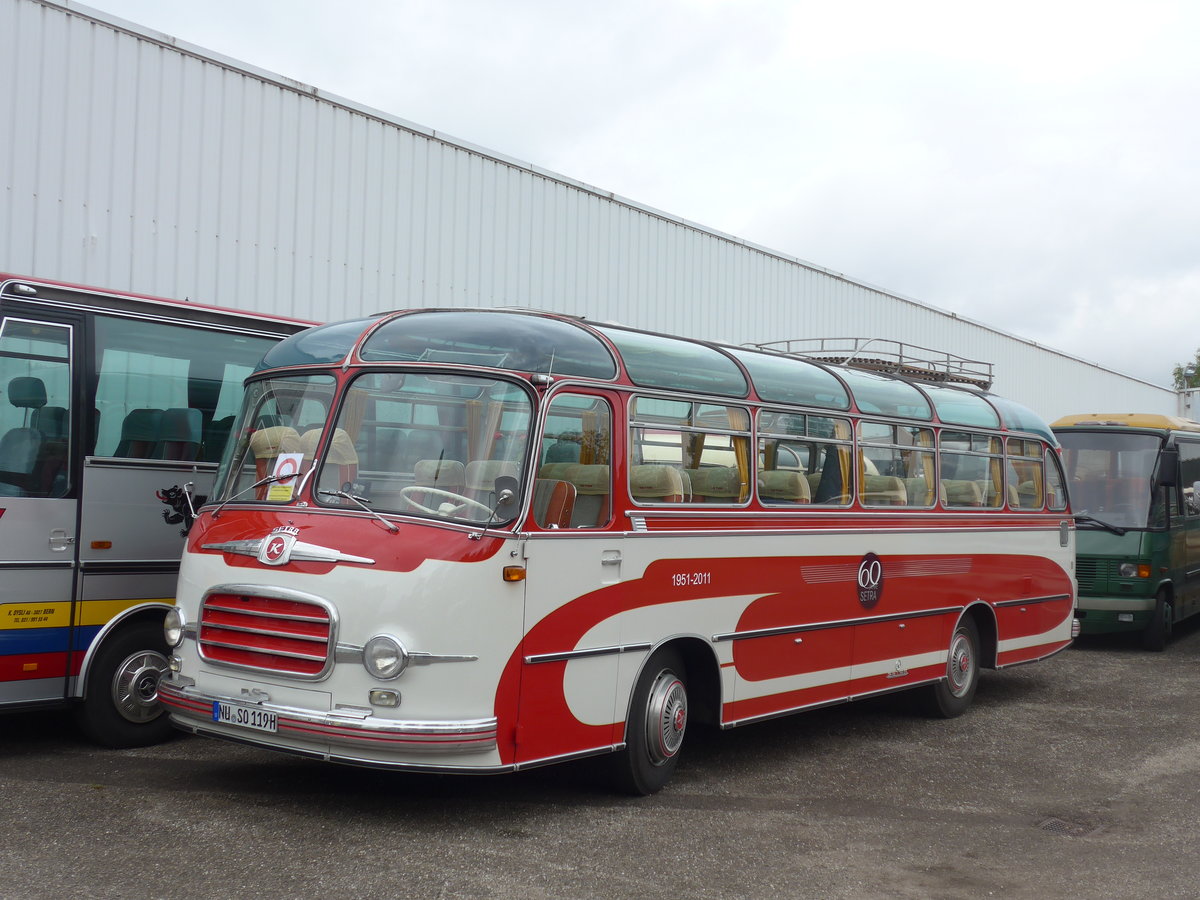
[857,552,884,608]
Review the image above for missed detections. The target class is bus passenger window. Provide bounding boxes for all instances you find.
[1006,439,1045,509]
[940,432,1003,508]
[629,397,750,505]
[0,319,72,499]
[92,315,277,462]
[1179,444,1200,517]
[1045,450,1067,512]
[536,394,611,527]
[757,410,851,506]
[857,422,934,508]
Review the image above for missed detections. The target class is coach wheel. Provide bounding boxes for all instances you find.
[397,485,493,517]
[75,620,173,748]
[611,648,688,796]
[917,617,980,719]
[1142,591,1173,652]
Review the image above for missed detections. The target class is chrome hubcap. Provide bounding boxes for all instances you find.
[946,631,974,697]
[645,670,687,766]
[112,651,168,724]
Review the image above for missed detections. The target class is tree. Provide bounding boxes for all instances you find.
[1172,351,1200,390]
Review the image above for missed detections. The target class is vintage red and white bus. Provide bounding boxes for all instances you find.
[0,274,308,746]
[159,311,1075,793]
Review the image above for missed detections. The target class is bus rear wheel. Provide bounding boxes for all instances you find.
[917,617,980,718]
[610,648,688,796]
[1142,591,1173,652]
[75,620,173,748]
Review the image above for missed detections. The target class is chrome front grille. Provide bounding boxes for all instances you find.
[198,588,334,679]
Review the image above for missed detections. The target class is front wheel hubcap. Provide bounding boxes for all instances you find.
[112,651,168,723]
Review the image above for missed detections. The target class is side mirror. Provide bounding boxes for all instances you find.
[494,475,519,510]
[1156,448,1179,487]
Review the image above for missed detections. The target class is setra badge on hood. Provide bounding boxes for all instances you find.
[259,526,300,566]
[204,525,374,567]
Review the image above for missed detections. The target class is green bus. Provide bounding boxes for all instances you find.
[1052,413,1200,650]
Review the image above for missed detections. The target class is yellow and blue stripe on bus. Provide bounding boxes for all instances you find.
[0,599,171,681]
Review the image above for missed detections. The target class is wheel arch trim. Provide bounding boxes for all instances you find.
[73,601,174,699]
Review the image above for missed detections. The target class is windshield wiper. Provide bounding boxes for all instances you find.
[318,489,400,534]
[1074,511,1127,536]
[211,474,285,520]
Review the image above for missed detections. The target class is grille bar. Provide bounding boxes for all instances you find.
[199,589,335,679]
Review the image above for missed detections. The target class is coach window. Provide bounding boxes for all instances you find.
[534,393,612,528]
[1006,438,1045,509]
[858,422,935,508]
[940,431,1003,508]
[1045,448,1068,512]
[1178,443,1200,516]
[629,397,750,505]
[839,368,932,419]
[0,318,72,498]
[92,316,276,462]
[758,411,851,506]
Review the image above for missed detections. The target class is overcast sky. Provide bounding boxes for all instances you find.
[88,0,1200,387]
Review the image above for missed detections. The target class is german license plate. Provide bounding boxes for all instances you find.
[212,700,278,733]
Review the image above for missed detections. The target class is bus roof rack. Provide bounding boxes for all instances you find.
[747,337,994,391]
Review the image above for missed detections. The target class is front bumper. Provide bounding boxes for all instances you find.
[1074,594,1154,634]
[159,678,499,763]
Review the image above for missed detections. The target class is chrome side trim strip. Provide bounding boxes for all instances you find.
[525,642,654,665]
[201,539,374,566]
[993,593,1071,608]
[720,679,943,729]
[333,642,478,665]
[712,605,964,643]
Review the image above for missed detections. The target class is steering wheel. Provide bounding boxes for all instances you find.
[398,485,494,517]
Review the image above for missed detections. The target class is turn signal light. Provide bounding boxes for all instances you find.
[502,566,526,582]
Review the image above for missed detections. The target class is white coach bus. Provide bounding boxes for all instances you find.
[160,310,1075,792]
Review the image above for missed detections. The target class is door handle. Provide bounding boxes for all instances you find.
[49,528,76,552]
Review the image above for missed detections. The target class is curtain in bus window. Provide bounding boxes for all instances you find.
[726,409,751,502]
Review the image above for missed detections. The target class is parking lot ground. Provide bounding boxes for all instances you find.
[3,620,1200,899]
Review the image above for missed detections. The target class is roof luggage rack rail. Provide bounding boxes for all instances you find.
[749,337,994,390]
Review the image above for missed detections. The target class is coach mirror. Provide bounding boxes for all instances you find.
[1156,447,1178,487]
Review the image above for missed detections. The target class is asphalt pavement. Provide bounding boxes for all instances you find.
[3,620,1199,899]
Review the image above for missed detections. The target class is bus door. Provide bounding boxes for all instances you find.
[0,313,78,705]
[516,391,621,762]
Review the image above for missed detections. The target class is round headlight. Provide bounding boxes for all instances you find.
[1118,563,1138,578]
[164,607,185,648]
[363,635,408,680]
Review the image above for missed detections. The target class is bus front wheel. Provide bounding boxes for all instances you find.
[1142,591,1173,652]
[75,620,173,748]
[610,648,688,796]
[918,617,980,718]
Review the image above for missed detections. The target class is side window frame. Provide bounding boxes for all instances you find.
[532,391,614,529]
[0,315,75,499]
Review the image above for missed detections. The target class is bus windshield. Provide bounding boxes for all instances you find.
[213,373,337,504]
[1056,430,1163,529]
[214,371,533,525]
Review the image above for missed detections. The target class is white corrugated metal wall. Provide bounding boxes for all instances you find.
[1,0,1177,422]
